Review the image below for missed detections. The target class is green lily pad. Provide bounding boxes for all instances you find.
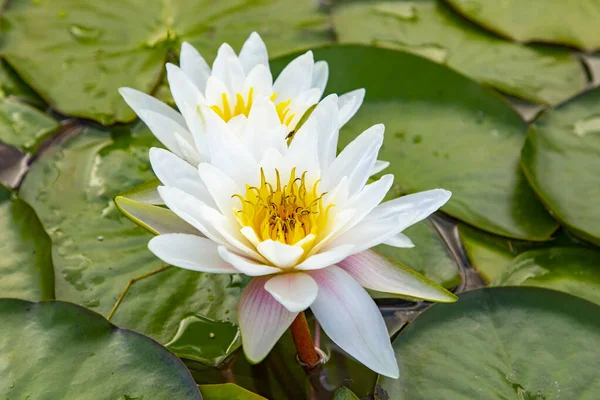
[0,298,201,399]
[0,0,332,124]
[375,219,460,289]
[273,45,557,241]
[458,223,532,283]
[166,314,241,366]
[494,247,600,306]
[0,96,59,151]
[333,387,360,400]
[379,287,600,399]
[522,86,600,245]
[0,185,54,301]
[333,1,587,105]
[19,123,245,365]
[0,60,43,106]
[199,384,266,399]
[0,59,58,151]
[446,0,600,51]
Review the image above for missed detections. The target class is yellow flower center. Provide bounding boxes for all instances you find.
[209,89,296,126]
[234,168,332,246]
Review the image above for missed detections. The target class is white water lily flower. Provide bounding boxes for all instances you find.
[144,96,455,379]
[119,32,365,168]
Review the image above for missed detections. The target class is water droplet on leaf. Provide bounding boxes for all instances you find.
[68,24,101,42]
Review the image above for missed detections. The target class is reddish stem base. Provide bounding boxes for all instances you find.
[290,312,320,367]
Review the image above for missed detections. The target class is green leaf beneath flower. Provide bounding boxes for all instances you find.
[0,185,54,301]
[0,299,201,399]
[379,287,600,399]
[19,123,245,366]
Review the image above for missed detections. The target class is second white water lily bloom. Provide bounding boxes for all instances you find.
[144,96,455,379]
[119,32,365,167]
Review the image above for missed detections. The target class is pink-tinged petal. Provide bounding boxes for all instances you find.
[257,240,304,269]
[180,42,211,93]
[239,277,298,363]
[264,272,318,312]
[148,234,238,273]
[238,32,269,73]
[218,246,282,276]
[338,250,456,302]
[338,88,365,128]
[295,244,354,271]
[383,232,414,248]
[309,266,400,378]
[149,148,214,207]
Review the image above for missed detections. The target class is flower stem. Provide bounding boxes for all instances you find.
[290,312,320,367]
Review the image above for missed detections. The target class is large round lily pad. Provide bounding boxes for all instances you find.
[0,0,332,124]
[379,287,600,399]
[333,0,587,105]
[494,247,600,306]
[446,0,600,51]
[19,123,244,365]
[273,45,557,241]
[0,185,54,301]
[0,298,201,399]
[522,86,600,245]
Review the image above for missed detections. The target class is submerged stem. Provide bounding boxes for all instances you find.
[290,312,320,367]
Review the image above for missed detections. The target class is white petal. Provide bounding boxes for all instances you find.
[244,64,273,98]
[159,185,262,262]
[218,247,282,276]
[295,244,354,271]
[343,174,394,232]
[119,87,186,127]
[366,189,452,225]
[166,63,205,128]
[149,148,213,205]
[264,272,318,312]
[309,266,399,378]
[273,51,314,101]
[257,240,304,269]
[173,133,203,166]
[370,160,390,176]
[120,91,196,163]
[311,61,329,95]
[180,42,211,93]
[383,232,415,248]
[287,115,320,174]
[211,43,238,88]
[338,250,456,302]
[338,88,365,128]
[148,234,239,273]
[197,163,242,216]
[321,124,384,196]
[325,214,405,255]
[115,196,199,236]
[205,76,232,107]
[239,277,298,363]
[305,93,339,170]
[239,32,269,74]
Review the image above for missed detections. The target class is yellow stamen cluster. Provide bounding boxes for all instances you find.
[234,168,331,246]
[210,88,255,122]
[209,89,296,127]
